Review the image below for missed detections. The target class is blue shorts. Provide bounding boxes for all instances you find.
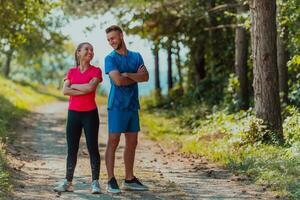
[108,110,140,134]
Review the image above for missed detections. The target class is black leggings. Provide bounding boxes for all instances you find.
[65,109,100,181]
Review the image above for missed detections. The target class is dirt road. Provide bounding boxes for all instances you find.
[8,102,275,200]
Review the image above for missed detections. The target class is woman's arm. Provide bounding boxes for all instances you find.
[70,77,102,93]
[62,80,88,96]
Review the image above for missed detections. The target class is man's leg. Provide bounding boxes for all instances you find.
[124,133,138,180]
[121,111,148,191]
[122,132,148,191]
[106,110,128,180]
[105,133,121,180]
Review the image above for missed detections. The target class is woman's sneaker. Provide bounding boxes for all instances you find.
[107,177,121,194]
[54,179,73,192]
[122,176,148,191]
[91,180,101,194]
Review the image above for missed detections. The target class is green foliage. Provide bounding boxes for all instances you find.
[226,144,300,199]
[62,0,112,17]
[73,0,236,95]
[11,41,75,88]
[0,0,70,88]
[141,100,300,198]
[0,75,66,197]
[223,74,240,112]
[288,55,300,106]
[190,75,227,106]
[279,0,300,109]
[0,0,61,49]
[0,75,66,141]
[168,85,184,100]
[141,112,186,141]
[0,147,11,198]
[278,0,300,55]
[62,0,299,113]
[140,90,166,109]
[283,106,300,145]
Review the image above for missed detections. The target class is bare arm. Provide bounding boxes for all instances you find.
[109,70,136,86]
[122,65,149,82]
[62,80,89,96]
[70,77,102,93]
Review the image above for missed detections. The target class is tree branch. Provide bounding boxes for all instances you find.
[208,3,242,13]
[204,24,243,31]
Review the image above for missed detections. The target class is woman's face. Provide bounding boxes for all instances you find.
[78,43,94,62]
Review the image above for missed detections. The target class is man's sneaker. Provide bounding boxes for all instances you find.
[107,177,121,194]
[122,176,148,191]
[91,180,101,194]
[54,179,73,192]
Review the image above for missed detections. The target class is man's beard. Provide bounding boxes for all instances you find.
[114,42,122,50]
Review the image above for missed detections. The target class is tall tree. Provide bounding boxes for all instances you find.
[175,41,183,89]
[0,0,64,78]
[235,2,249,110]
[167,42,173,91]
[153,44,161,95]
[2,49,14,77]
[194,43,206,83]
[250,0,283,140]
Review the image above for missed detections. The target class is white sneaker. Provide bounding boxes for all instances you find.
[91,180,101,194]
[54,179,73,192]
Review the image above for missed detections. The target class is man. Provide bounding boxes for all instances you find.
[104,25,149,193]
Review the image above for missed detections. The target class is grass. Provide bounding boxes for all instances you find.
[0,75,67,198]
[0,144,10,198]
[140,99,300,199]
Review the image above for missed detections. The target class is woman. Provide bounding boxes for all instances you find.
[54,42,102,194]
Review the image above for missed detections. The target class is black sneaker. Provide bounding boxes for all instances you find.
[107,177,121,193]
[122,176,149,191]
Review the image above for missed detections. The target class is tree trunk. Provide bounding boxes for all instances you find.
[250,0,283,140]
[194,44,206,83]
[153,45,161,94]
[277,26,289,104]
[235,4,249,110]
[167,45,173,90]
[175,42,183,88]
[2,50,13,78]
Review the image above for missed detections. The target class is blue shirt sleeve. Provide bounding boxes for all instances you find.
[105,55,118,74]
[137,53,144,67]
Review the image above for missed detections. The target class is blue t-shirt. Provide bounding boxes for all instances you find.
[105,50,144,111]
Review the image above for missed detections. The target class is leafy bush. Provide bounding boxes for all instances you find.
[141,103,300,198]
[0,147,11,197]
[288,55,300,107]
[223,73,241,112]
[283,106,300,145]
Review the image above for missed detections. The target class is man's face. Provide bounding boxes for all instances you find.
[106,31,123,50]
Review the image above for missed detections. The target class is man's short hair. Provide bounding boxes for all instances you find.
[105,25,123,34]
